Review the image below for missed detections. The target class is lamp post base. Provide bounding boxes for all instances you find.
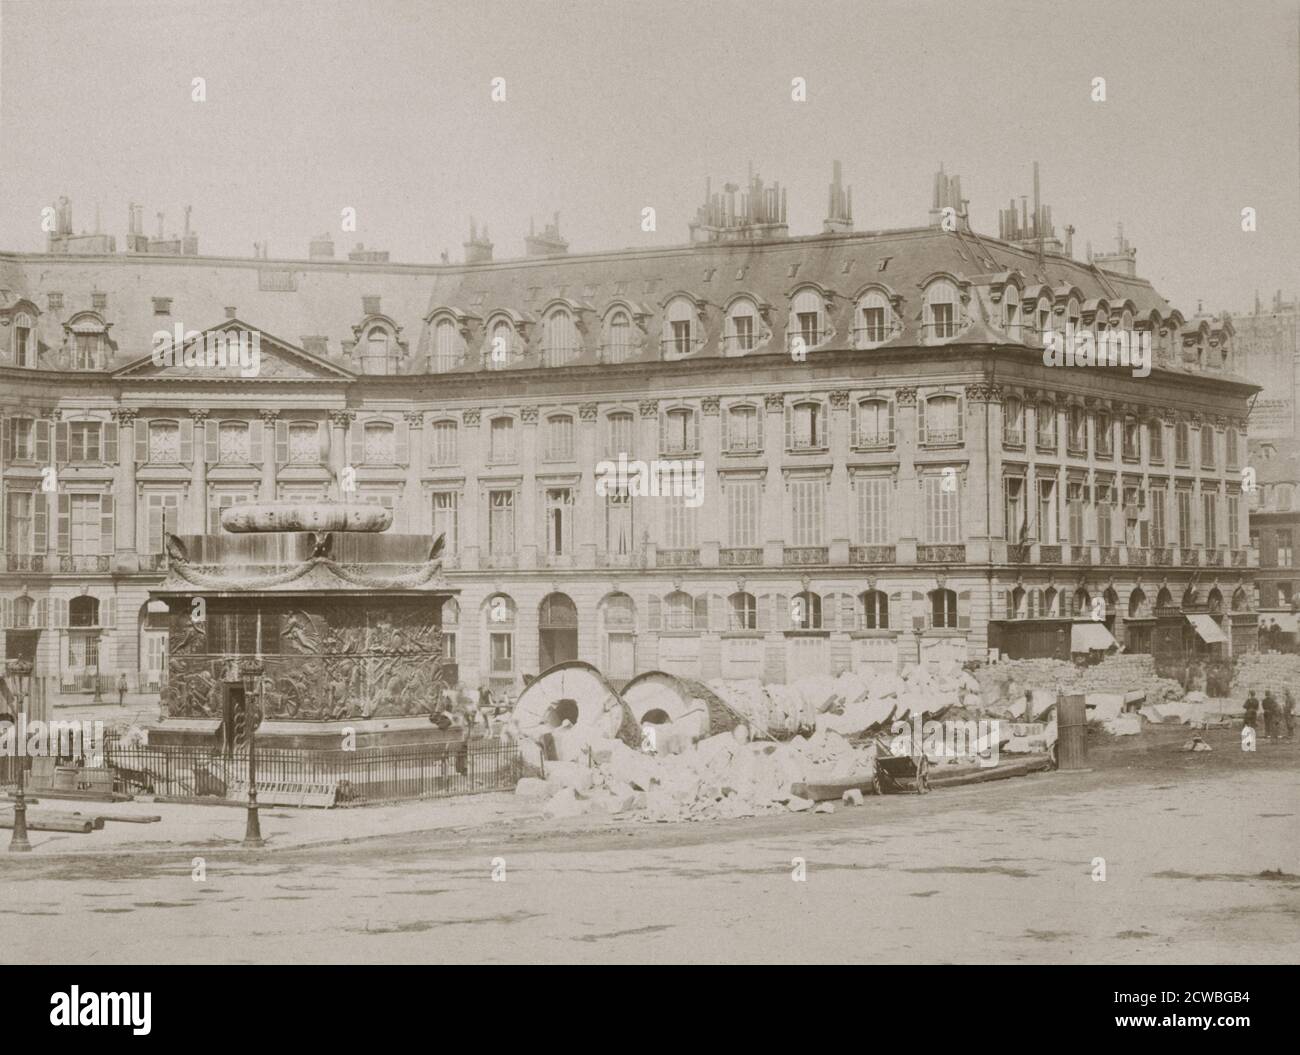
[242,804,264,848]
[9,799,32,852]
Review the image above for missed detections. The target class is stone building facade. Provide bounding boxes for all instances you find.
[0,174,1259,701]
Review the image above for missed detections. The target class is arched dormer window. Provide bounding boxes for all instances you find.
[724,297,760,355]
[662,296,701,359]
[13,312,35,366]
[542,306,579,368]
[1032,294,1052,345]
[68,313,108,369]
[361,325,396,375]
[855,288,896,348]
[923,278,961,342]
[431,316,464,373]
[603,309,633,364]
[789,288,827,353]
[1002,283,1021,339]
[486,317,514,370]
[1067,297,1081,333]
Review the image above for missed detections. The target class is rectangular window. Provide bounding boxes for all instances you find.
[488,490,515,555]
[74,333,101,369]
[789,403,824,450]
[70,494,100,556]
[671,320,692,357]
[545,487,574,556]
[861,307,886,343]
[1150,488,1166,548]
[5,491,34,554]
[1226,429,1239,468]
[69,422,102,462]
[432,492,459,554]
[663,492,697,549]
[1095,413,1113,458]
[1004,478,1025,543]
[726,406,761,452]
[930,302,955,339]
[1067,482,1085,544]
[923,476,960,544]
[606,490,633,555]
[209,491,255,535]
[1037,478,1058,544]
[430,421,458,467]
[546,417,574,461]
[10,418,34,460]
[1175,424,1190,466]
[489,418,515,463]
[732,314,755,351]
[1149,421,1164,463]
[218,422,251,464]
[1096,483,1114,547]
[1202,491,1218,549]
[727,479,760,547]
[606,413,635,458]
[856,477,891,545]
[1277,530,1293,567]
[790,480,824,546]
[1122,418,1140,460]
[146,493,181,553]
[1200,427,1216,470]
[1227,494,1239,551]
[490,632,514,673]
[1035,404,1055,450]
[1177,490,1193,547]
[1068,409,1088,454]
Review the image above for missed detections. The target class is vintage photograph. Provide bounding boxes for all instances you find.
[0,0,1297,982]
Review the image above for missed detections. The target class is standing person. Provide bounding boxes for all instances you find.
[1243,691,1260,736]
[1283,689,1296,742]
[116,672,128,708]
[1261,690,1281,743]
[478,683,494,727]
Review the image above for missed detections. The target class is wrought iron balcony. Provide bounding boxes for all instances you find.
[783,546,829,566]
[1127,547,1149,566]
[657,548,701,568]
[918,544,966,563]
[59,555,111,573]
[1039,545,1062,564]
[1007,544,1031,563]
[850,545,896,565]
[1070,545,1091,565]
[6,554,45,572]
[719,547,763,566]
[1206,549,1224,567]
[1180,547,1200,566]
[1232,550,1247,567]
[1099,546,1120,565]
[1153,547,1173,566]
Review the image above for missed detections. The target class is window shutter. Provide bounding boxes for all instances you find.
[274,420,289,464]
[957,589,971,630]
[55,421,69,465]
[776,593,790,630]
[57,493,71,554]
[917,397,927,444]
[824,593,838,631]
[957,397,965,443]
[721,406,730,451]
[756,406,764,451]
[204,420,219,463]
[658,411,667,454]
[710,593,725,632]
[693,594,709,631]
[888,401,896,444]
[135,420,148,463]
[103,596,117,628]
[104,421,118,464]
[850,400,859,448]
[34,495,48,554]
[35,419,50,463]
[1000,589,1011,619]
[690,410,699,453]
[2,418,10,464]
[840,593,856,630]
[35,598,48,628]
[756,594,771,631]
[100,494,114,555]
[646,594,661,631]
[179,418,194,463]
[349,420,363,466]
[0,598,8,630]
[250,419,264,463]
[318,421,329,464]
[395,419,409,465]
[783,402,792,450]
[911,590,926,631]
[53,597,69,629]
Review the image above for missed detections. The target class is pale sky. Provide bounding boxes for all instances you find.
[1,0,1297,315]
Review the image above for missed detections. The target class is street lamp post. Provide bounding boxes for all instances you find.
[7,660,34,852]
[239,658,265,849]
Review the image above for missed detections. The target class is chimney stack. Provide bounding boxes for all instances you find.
[929,165,964,228]
[463,216,494,264]
[823,160,854,234]
[309,233,335,259]
[1092,222,1138,277]
[525,212,568,257]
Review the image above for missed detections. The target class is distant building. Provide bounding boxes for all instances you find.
[1233,292,1299,442]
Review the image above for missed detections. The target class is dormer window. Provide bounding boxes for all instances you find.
[603,310,633,364]
[724,298,759,355]
[486,318,513,370]
[13,312,34,366]
[1034,296,1052,345]
[542,307,579,368]
[855,289,895,348]
[790,289,825,352]
[361,327,398,375]
[1003,284,1021,339]
[662,297,699,358]
[74,331,103,369]
[431,317,464,373]
[923,280,960,342]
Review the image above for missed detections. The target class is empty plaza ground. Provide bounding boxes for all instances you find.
[0,727,1296,964]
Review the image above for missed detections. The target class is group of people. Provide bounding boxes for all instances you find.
[429,684,508,735]
[1243,688,1296,742]
[1258,619,1295,654]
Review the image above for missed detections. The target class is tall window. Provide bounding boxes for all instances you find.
[68,421,102,462]
[725,299,758,354]
[790,479,824,546]
[1068,406,1087,453]
[1004,477,1026,542]
[545,487,574,556]
[433,318,460,373]
[14,313,34,366]
[1202,491,1218,549]
[856,477,891,544]
[1176,490,1193,546]
[487,320,513,370]
[1035,401,1056,450]
[1122,416,1140,460]
[1148,420,1164,462]
[606,411,635,457]
[791,289,824,351]
[1037,478,1058,544]
[1003,397,1024,445]
[725,404,761,452]
[854,399,893,448]
[787,401,825,450]
[664,297,696,357]
[74,331,104,369]
[145,493,181,553]
[856,290,891,347]
[729,592,757,630]
[1226,429,1239,468]
[149,421,180,463]
[362,328,394,375]
[1067,482,1085,544]
[5,492,35,554]
[921,395,960,445]
[1096,483,1114,547]
[923,475,960,543]
[792,591,822,630]
[606,490,633,555]
[69,494,101,556]
[727,479,760,547]
[545,415,574,461]
[924,280,959,341]
[543,308,578,368]
[430,420,457,466]
[1200,426,1216,469]
[1150,487,1167,548]
[489,417,515,462]
[1095,411,1113,457]
[604,311,632,363]
[8,417,34,460]
[1227,494,1240,550]
[432,492,459,554]
[1175,422,1190,465]
[862,590,889,630]
[662,407,697,455]
[1002,284,1021,338]
[488,490,515,555]
[930,589,958,629]
[663,492,697,549]
[664,591,696,631]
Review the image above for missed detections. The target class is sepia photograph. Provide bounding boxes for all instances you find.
[0,0,1297,1010]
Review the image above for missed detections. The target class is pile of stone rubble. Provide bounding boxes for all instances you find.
[1230,652,1300,698]
[976,655,1184,713]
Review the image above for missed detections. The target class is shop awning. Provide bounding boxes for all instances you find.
[1186,614,1228,645]
[1071,622,1118,652]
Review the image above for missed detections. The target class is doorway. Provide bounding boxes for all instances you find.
[538,593,578,671]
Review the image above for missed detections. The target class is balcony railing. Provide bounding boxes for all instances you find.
[721,334,760,356]
[1153,547,1173,566]
[139,552,169,572]
[657,548,701,568]
[850,545,896,565]
[918,544,966,563]
[719,547,763,566]
[59,555,111,573]
[1180,547,1200,566]
[1127,547,1149,566]
[1039,544,1062,564]
[1206,549,1224,567]
[1002,429,1024,448]
[788,329,826,353]
[6,554,45,572]
[1007,544,1031,563]
[1099,546,1120,565]
[660,336,704,359]
[1232,550,1248,567]
[1071,545,1091,564]
[784,546,829,566]
[920,428,962,447]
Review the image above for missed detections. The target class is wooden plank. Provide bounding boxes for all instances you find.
[0,813,94,833]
